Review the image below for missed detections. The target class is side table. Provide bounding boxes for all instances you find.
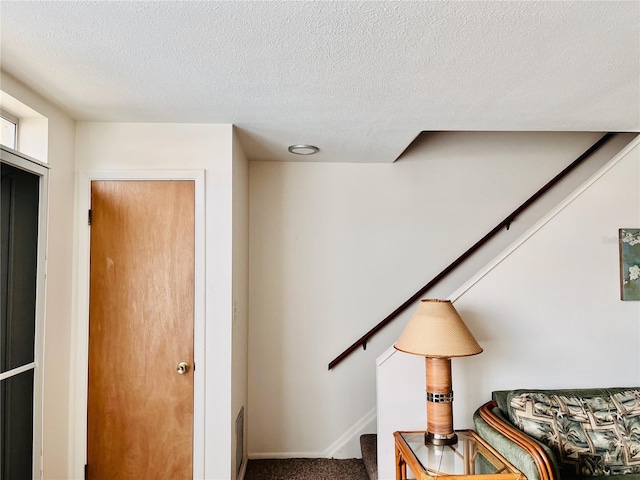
[394,430,525,480]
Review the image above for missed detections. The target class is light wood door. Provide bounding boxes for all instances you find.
[87,181,194,480]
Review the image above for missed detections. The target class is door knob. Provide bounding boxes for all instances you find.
[176,362,190,375]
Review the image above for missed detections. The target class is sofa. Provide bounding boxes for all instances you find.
[473,388,640,480]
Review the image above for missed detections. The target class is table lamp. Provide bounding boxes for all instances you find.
[394,299,482,446]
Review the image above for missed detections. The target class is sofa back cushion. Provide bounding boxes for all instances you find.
[505,388,640,477]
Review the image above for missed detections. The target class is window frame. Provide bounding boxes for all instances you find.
[0,146,49,480]
[0,109,19,151]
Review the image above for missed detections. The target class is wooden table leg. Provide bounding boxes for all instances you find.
[395,445,406,480]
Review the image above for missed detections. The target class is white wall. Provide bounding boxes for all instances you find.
[248,131,636,459]
[0,71,76,480]
[18,116,48,162]
[377,136,640,480]
[232,127,250,479]
[75,122,237,480]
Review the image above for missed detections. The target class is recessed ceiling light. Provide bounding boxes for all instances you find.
[288,144,319,155]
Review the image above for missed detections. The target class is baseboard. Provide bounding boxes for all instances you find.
[249,451,325,460]
[249,407,377,460]
[323,407,377,459]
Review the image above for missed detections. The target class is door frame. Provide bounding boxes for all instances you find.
[70,170,206,480]
[0,146,49,480]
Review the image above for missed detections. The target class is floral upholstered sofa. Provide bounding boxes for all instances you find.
[474,388,640,480]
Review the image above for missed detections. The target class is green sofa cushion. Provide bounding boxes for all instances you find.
[493,390,513,416]
[474,406,559,480]
[504,388,640,477]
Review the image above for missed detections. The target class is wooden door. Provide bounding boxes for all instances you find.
[87,181,194,480]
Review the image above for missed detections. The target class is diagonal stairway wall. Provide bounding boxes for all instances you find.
[249,132,636,460]
[376,135,640,480]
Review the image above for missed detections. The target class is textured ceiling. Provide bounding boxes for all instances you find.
[1,1,639,163]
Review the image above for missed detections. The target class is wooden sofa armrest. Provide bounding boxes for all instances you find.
[478,401,556,480]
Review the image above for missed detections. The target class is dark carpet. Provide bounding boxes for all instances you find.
[244,458,369,480]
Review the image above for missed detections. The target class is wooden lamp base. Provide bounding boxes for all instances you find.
[424,357,457,445]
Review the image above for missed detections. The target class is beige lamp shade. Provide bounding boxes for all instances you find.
[394,299,483,358]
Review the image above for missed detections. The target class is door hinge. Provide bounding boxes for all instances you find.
[88,209,92,226]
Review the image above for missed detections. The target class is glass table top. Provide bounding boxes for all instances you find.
[399,430,514,477]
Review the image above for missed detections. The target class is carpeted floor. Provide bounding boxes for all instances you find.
[244,458,369,480]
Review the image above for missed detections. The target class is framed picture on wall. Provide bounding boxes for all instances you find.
[619,228,640,301]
